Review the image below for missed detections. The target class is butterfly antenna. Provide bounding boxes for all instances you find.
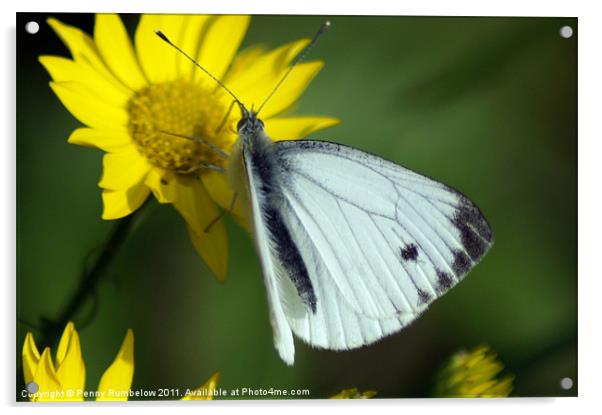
[154,30,243,108]
[256,20,331,116]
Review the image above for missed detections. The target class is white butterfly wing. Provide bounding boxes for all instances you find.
[242,138,493,364]
[274,206,425,351]
[241,143,296,365]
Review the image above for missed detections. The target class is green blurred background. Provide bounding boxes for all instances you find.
[17,14,577,398]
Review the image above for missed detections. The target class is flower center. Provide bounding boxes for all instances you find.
[128,79,232,173]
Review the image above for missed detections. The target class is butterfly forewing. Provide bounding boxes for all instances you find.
[275,140,493,315]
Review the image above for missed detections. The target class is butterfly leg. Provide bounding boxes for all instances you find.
[157,129,229,159]
[204,192,238,233]
[176,163,225,175]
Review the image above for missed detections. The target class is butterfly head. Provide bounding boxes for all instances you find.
[236,105,265,136]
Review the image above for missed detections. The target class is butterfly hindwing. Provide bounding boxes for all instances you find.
[241,141,296,364]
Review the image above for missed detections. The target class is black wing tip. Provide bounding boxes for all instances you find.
[451,193,494,254]
[446,193,495,285]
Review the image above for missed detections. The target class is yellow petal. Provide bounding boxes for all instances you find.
[144,168,174,204]
[246,61,324,118]
[175,15,212,79]
[55,321,75,366]
[31,348,62,402]
[201,170,250,230]
[22,333,40,385]
[46,18,129,93]
[225,39,308,89]
[466,361,504,381]
[264,116,340,141]
[94,14,148,90]
[49,81,129,128]
[99,148,152,191]
[55,323,86,395]
[466,351,488,368]
[194,15,250,83]
[165,176,228,281]
[135,14,186,84]
[330,388,377,399]
[484,376,514,397]
[225,38,311,109]
[101,185,151,220]
[182,372,220,400]
[39,56,132,107]
[68,127,132,152]
[187,224,228,283]
[464,380,498,397]
[97,329,134,401]
[224,45,266,76]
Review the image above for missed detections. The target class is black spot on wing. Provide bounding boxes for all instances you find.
[436,269,453,292]
[452,196,494,261]
[400,243,419,261]
[264,206,317,313]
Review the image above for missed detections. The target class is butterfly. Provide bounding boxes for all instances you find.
[156,22,493,365]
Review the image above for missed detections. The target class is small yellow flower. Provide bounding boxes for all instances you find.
[23,322,218,401]
[181,372,220,400]
[330,388,377,399]
[41,14,339,281]
[433,344,514,398]
[22,322,134,401]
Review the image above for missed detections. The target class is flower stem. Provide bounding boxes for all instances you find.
[17,201,151,399]
[36,201,148,350]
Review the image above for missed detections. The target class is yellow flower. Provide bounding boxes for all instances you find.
[330,388,377,399]
[22,322,219,401]
[433,344,514,398]
[181,372,220,400]
[41,14,339,281]
[22,322,134,401]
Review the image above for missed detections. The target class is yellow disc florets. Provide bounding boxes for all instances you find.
[128,79,232,173]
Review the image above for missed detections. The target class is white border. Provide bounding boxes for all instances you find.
[3,0,600,414]
[7,0,584,16]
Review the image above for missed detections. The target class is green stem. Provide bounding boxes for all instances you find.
[36,203,146,350]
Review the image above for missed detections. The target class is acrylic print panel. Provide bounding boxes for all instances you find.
[16,13,577,401]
